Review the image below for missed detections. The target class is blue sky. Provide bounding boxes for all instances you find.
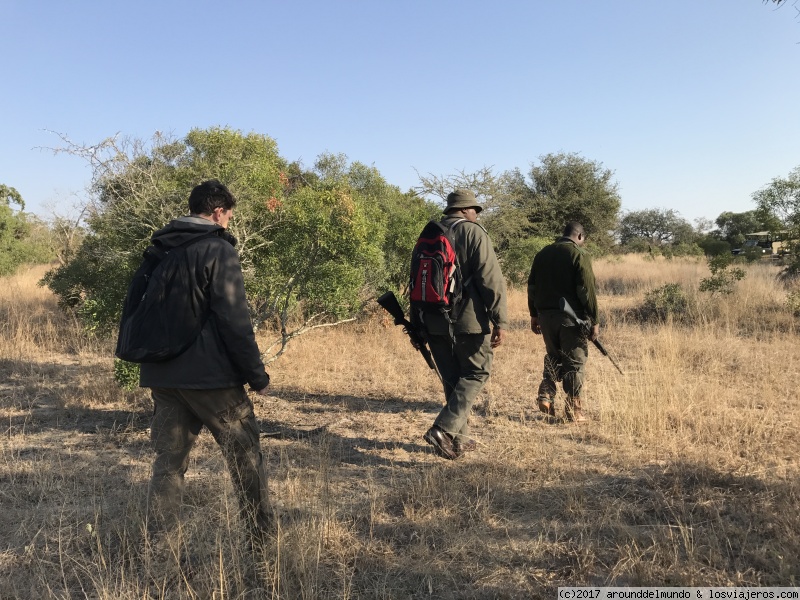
[2,0,798,225]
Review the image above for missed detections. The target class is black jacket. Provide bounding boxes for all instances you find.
[139,216,270,391]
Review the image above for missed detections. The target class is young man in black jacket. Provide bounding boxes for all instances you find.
[141,180,272,545]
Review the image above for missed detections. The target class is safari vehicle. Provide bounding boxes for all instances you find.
[731,231,791,258]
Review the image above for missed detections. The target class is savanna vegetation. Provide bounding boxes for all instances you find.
[2,122,800,596]
[1,253,799,598]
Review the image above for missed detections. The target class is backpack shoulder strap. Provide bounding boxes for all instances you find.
[425,219,448,234]
[454,219,488,235]
[447,217,467,232]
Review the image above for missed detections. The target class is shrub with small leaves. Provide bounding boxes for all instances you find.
[637,283,688,322]
[787,290,800,317]
[501,236,552,286]
[113,359,140,391]
[699,254,746,295]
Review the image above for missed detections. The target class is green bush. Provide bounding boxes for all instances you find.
[699,254,746,295]
[500,236,552,286]
[697,237,731,257]
[670,242,704,257]
[741,247,764,263]
[113,359,140,391]
[786,290,800,317]
[0,189,55,276]
[637,283,689,322]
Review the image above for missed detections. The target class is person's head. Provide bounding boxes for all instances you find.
[189,179,237,228]
[444,189,483,223]
[563,221,586,245]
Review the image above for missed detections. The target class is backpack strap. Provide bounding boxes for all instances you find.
[443,218,469,342]
[447,218,476,315]
[447,217,467,231]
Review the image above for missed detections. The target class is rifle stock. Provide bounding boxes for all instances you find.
[558,297,623,375]
[377,292,437,371]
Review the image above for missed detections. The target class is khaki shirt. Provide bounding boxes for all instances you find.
[416,216,508,336]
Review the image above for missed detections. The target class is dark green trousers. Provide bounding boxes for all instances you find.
[148,386,272,532]
[427,333,493,442]
[537,309,588,401]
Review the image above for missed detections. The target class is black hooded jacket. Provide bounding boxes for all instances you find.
[139,216,270,391]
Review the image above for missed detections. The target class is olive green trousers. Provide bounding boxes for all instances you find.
[536,309,588,401]
[427,333,493,442]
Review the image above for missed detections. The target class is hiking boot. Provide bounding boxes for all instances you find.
[537,398,556,418]
[565,396,588,423]
[423,426,458,460]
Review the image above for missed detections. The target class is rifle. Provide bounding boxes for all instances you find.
[377,291,438,372]
[559,297,624,375]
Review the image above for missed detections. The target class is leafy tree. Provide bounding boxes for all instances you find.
[48,211,87,266]
[501,235,552,287]
[327,158,440,295]
[0,184,54,276]
[44,128,425,360]
[713,210,781,248]
[506,153,621,250]
[697,236,731,257]
[751,165,800,276]
[415,153,621,274]
[414,165,528,247]
[618,208,695,247]
[1,184,24,210]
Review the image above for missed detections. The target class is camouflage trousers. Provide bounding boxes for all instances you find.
[147,386,273,534]
[536,310,589,401]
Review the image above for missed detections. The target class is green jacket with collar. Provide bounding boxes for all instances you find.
[527,237,598,323]
[414,215,508,336]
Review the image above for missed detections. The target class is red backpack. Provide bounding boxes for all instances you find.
[409,218,467,322]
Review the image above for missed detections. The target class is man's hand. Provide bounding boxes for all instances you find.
[589,324,600,342]
[254,386,270,396]
[530,316,541,335]
[490,326,505,348]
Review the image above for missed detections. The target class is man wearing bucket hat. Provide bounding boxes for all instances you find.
[412,189,508,460]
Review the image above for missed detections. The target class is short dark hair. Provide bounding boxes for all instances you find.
[188,179,236,215]
[563,221,585,238]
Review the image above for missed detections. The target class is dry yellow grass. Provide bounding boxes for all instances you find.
[1,257,798,598]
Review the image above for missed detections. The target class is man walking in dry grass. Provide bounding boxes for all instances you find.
[527,221,599,423]
[139,180,273,548]
[413,189,508,460]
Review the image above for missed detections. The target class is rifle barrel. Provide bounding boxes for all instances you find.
[560,297,623,375]
[377,291,438,374]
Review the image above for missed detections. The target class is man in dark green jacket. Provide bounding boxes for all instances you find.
[141,180,273,548]
[527,221,598,423]
[412,189,508,459]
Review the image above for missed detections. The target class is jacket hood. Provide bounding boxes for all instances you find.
[150,216,236,249]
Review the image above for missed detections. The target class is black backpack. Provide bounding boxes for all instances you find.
[115,231,219,363]
[409,218,468,323]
